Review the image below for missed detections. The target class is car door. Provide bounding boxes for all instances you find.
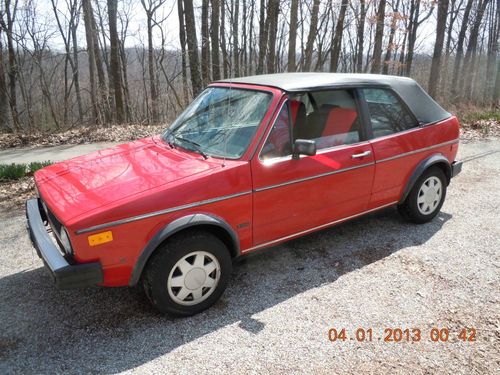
[250,89,375,248]
[362,88,457,209]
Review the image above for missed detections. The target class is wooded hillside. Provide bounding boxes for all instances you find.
[0,0,498,133]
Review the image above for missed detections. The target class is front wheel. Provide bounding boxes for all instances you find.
[142,231,232,316]
[398,166,447,224]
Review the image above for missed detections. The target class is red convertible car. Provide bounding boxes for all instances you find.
[27,73,462,315]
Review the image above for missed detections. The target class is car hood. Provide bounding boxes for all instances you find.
[35,137,220,223]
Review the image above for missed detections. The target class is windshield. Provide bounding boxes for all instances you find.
[162,87,272,159]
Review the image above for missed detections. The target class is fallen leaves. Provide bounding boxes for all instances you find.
[0,177,35,210]
[0,124,166,150]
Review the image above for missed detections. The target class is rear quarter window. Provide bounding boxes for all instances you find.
[363,88,418,138]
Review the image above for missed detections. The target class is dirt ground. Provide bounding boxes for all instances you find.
[0,139,498,374]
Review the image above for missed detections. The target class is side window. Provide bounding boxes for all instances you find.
[363,88,417,137]
[293,89,361,150]
[261,102,292,160]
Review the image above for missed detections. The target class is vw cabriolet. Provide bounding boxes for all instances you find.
[27,73,462,315]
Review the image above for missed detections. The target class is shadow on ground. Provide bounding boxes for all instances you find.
[0,208,451,373]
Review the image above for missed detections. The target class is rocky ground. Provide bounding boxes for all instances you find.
[0,139,498,374]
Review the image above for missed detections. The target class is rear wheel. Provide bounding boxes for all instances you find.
[142,231,232,316]
[398,166,447,224]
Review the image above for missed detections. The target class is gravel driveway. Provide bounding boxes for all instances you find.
[0,140,498,374]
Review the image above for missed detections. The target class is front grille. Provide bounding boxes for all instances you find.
[42,200,62,235]
[40,198,65,253]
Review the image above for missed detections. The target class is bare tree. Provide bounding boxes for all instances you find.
[266,0,279,73]
[256,0,268,74]
[428,0,449,97]
[288,0,298,71]
[460,0,492,99]
[201,0,211,84]
[210,0,221,80]
[183,0,202,96]
[107,0,125,123]
[356,0,366,73]
[0,0,20,130]
[371,0,387,73]
[177,0,189,103]
[231,0,240,76]
[404,0,435,76]
[330,0,349,72]
[220,0,229,77]
[141,0,165,123]
[51,0,83,124]
[303,0,320,71]
[0,15,10,130]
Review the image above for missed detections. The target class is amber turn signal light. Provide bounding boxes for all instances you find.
[88,231,113,246]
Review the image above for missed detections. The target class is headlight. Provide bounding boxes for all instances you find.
[60,227,73,254]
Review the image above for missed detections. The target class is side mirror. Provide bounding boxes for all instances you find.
[293,139,316,159]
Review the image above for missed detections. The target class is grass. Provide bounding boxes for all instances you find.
[461,109,500,124]
[0,161,52,181]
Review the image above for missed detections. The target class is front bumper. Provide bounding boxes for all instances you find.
[451,160,463,178]
[26,198,103,289]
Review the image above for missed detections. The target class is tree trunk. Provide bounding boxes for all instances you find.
[371,0,386,73]
[177,0,189,103]
[220,0,229,78]
[232,0,240,76]
[71,16,84,123]
[211,0,221,81]
[428,0,449,98]
[451,0,474,96]
[248,0,255,75]
[145,12,158,123]
[303,0,320,71]
[82,0,100,123]
[257,0,268,74]
[183,0,203,96]
[88,0,110,123]
[485,0,499,102]
[356,0,366,73]
[330,0,348,72]
[1,0,20,131]
[242,0,248,74]
[119,40,132,122]
[288,0,298,71]
[382,0,399,75]
[107,0,125,123]
[0,26,10,131]
[201,0,211,84]
[266,0,279,73]
[494,50,500,103]
[460,0,491,99]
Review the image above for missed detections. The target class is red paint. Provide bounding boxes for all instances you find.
[34,83,460,287]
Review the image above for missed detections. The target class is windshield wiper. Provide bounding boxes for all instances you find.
[172,135,209,159]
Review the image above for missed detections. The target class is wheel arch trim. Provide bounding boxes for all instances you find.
[129,213,240,286]
[399,153,451,204]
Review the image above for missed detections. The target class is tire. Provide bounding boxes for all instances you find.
[142,230,232,316]
[398,166,447,224]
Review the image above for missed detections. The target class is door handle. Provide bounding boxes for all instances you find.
[351,150,371,159]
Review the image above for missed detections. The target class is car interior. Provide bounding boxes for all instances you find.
[290,90,361,149]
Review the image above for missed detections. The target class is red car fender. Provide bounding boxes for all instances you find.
[128,212,240,286]
[399,153,453,204]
